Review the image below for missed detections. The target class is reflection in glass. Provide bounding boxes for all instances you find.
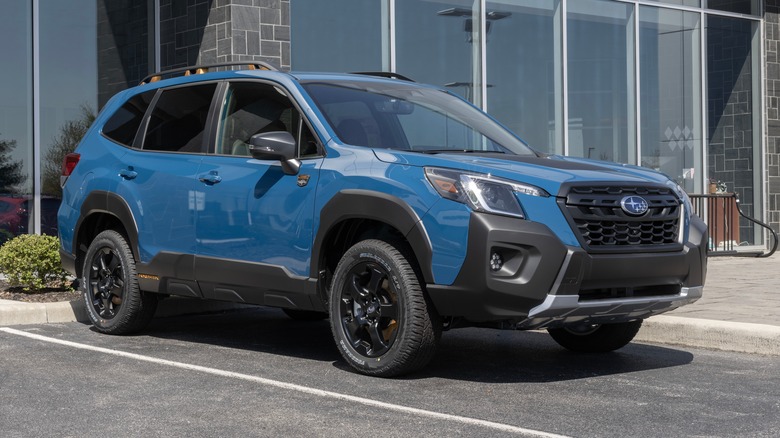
[639,7,701,194]
[645,0,700,8]
[567,0,635,164]
[40,0,98,236]
[291,0,386,72]
[486,0,562,154]
[706,15,760,244]
[0,1,32,243]
[396,0,480,104]
[706,0,759,16]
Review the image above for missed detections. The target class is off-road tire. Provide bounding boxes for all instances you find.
[329,239,440,377]
[548,320,643,353]
[82,230,157,334]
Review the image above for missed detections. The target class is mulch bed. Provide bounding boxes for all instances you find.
[0,278,80,303]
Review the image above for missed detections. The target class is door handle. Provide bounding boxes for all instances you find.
[198,171,222,185]
[119,167,138,180]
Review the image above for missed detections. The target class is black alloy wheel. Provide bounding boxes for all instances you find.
[329,239,440,377]
[339,261,400,357]
[82,230,157,334]
[88,246,125,320]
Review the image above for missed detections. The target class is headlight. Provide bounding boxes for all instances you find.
[425,167,549,219]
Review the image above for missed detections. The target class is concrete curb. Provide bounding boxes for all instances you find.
[0,297,254,327]
[636,315,780,356]
[2,299,779,356]
[0,299,88,326]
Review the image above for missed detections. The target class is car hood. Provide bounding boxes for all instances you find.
[372,149,671,196]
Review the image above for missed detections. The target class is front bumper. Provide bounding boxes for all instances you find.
[425,212,707,329]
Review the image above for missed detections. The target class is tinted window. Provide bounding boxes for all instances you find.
[143,84,217,153]
[216,82,319,157]
[303,81,536,156]
[103,90,156,146]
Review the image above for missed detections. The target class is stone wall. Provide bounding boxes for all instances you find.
[707,16,756,242]
[159,0,289,71]
[767,0,780,235]
[97,0,154,108]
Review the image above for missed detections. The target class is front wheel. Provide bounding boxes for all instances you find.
[547,320,643,353]
[82,230,157,334]
[329,239,440,377]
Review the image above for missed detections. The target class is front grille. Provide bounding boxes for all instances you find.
[560,185,682,253]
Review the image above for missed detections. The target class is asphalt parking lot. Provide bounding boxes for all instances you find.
[2,307,779,437]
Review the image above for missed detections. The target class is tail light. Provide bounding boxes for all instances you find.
[60,153,81,187]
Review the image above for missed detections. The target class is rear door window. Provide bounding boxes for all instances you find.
[142,84,217,153]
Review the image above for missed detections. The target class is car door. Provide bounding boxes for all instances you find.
[194,81,323,306]
[115,82,218,297]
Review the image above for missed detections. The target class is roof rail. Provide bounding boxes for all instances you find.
[140,61,278,85]
[351,71,415,82]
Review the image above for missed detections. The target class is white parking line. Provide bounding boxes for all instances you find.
[2,326,570,438]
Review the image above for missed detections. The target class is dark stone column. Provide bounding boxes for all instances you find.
[97,0,154,108]
[159,0,289,71]
[767,0,780,235]
[707,16,757,242]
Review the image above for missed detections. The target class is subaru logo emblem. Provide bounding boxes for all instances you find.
[620,196,649,216]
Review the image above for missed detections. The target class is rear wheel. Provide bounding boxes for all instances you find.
[329,239,440,377]
[82,230,157,334]
[547,320,643,353]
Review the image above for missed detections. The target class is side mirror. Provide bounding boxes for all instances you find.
[249,131,301,175]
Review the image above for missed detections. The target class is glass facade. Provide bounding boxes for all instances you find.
[39,0,98,235]
[396,0,481,103]
[291,0,387,72]
[639,6,702,194]
[0,0,153,244]
[0,2,33,244]
[486,0,562,154]
[567,0,635,163]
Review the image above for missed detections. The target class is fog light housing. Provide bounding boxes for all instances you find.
[489,252,503,272]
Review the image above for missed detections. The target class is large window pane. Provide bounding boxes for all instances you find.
[486,0,562,154]
[707,15,760,244]
[567,0,635,164]
[639,7,701,194]
[396,0,481,104]
[291,0,386,72]
[0,1,33,244]
[706,0,759,16]
[40,0,98,236]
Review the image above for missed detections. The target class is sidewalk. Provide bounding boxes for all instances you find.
[1,254,778,355]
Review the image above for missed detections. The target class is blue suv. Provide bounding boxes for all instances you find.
[58,62,707,376]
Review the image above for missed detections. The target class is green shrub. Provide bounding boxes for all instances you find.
[0,234,69,291]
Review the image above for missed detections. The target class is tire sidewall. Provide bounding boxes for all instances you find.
[82,230,138,332]
[329,241,411,374]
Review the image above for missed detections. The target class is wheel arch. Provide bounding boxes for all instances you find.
[312,190,434,290]
[73,191,139,275]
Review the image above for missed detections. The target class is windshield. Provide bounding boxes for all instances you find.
[301,80,537,156]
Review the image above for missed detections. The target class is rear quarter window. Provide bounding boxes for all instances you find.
[102,90,156,147]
